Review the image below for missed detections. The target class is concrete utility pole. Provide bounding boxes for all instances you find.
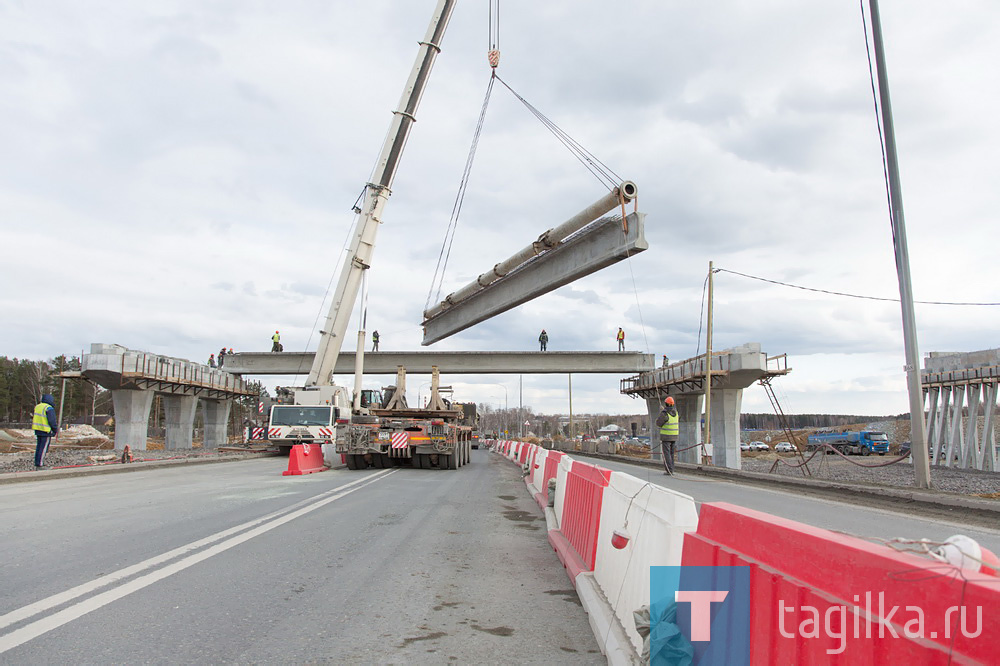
[868,0,931,489]
[568,373,574,442]
[704,261,714,462]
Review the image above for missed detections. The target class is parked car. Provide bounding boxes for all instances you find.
[774,441,795,453]
[750,441,769,451]
[739,442,751,451]
[899,441,911,456]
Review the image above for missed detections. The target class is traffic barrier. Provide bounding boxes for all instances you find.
[283,443,329,476]
[593,472,699,655]
[550,458,611,580]
[682,502,1000,663]
[518,443,531,465]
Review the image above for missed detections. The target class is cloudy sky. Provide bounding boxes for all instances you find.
[2,0,998,418]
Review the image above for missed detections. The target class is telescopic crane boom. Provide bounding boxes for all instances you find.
[306,0,457,391]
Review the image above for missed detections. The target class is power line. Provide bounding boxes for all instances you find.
[716,267,1000,306]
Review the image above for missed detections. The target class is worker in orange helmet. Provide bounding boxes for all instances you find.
[656,395,679,475]
[271,330,281,352]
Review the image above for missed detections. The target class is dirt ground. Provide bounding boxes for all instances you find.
[0,425,260,474]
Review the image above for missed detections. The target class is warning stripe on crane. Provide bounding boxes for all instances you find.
[391,432,410,449]
[318,428,333,438]
[268,427,282,439]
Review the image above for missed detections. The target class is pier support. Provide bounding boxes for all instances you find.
[202,399,231,448]
[163,395,198,450]
[709,389,743,470]
[111,389,154,451]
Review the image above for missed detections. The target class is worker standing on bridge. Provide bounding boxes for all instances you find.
[617,327,625,351]
[538,329,548,351]
[372,330,379,352]
[208,354,216,368]
[656,396,679,476]
[218,347,226,367]
[32,393,59,469]
[271,331,280,352]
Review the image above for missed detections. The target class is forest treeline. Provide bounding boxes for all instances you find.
[0,355,106,423]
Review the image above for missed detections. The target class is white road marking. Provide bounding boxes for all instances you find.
[0,470,394,653]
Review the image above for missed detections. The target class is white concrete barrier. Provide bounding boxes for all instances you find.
[592,471,699,655]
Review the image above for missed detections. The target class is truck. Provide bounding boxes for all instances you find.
[806,430,889,456]
[335,367,473,470]
[267,386,351,456]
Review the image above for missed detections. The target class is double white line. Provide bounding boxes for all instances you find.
[0,469,395,654]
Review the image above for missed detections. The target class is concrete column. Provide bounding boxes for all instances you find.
[676,394,704,465]
[111,389,154,451]
[162,395,198,450]
[202,399,231,449]
[645,397,663,462]
[709,388,743,469]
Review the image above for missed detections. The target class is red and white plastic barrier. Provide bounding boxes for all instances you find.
[495,444,1000,662]
[682,502,1000,663]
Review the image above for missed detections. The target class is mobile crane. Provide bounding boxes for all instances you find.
[268,0,468,469]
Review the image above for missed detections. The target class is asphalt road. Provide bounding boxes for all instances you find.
[592,457,1000,553]
[0,451,602,664]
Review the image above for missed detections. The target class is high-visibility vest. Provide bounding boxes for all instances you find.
[32,402,52,433]
[659,411,679,438]
[617,330,625,340]
[272,333,280,343]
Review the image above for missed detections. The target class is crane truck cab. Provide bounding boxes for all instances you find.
[267,385,351,455]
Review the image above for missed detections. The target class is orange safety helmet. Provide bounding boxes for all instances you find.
[664,396,675,406]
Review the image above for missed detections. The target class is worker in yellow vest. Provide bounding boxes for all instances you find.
[271,331,281,352]
[655,395,679,475]
[32,393,59,469]
[616,327,625,351]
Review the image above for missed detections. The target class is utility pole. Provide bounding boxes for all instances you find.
[704,261,714,463]
[868,0,931,489]
[568,373,574,443]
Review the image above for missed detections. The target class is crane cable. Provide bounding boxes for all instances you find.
[426,0,626,309]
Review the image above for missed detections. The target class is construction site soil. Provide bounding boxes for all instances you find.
[0,425,262,475]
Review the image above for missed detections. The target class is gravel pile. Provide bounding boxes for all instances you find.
[741,456,1000,496]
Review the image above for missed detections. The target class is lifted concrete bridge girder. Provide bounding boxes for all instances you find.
[223,351,655,376]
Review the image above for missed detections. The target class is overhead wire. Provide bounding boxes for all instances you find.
[715,267,1000,306]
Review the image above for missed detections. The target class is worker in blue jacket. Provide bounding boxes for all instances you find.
[32,393,59,469]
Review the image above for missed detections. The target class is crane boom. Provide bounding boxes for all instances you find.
[307,0,457,387]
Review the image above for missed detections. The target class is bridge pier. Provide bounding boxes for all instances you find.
[163,395,199,450]
[676,395,704,465]
[111,389,154,451]
[709,389,743,470]
[202,399,231,448]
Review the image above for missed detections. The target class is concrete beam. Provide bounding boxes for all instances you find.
[422,212,648,345]
[223,351,655,376]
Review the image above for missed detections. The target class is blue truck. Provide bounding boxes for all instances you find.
[806,430,889,456]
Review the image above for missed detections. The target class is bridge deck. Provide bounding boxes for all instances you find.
[224,351,655,375]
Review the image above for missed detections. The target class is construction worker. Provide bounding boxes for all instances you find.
[538,329,548,351]
[656,396,679,475]
[271,331,281,352]
[32,393,59,469]
[662,354,669,368]
[218,347,226,367]
[372,330,380,352]
[208,354,216,368]
[617,327,625,351]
